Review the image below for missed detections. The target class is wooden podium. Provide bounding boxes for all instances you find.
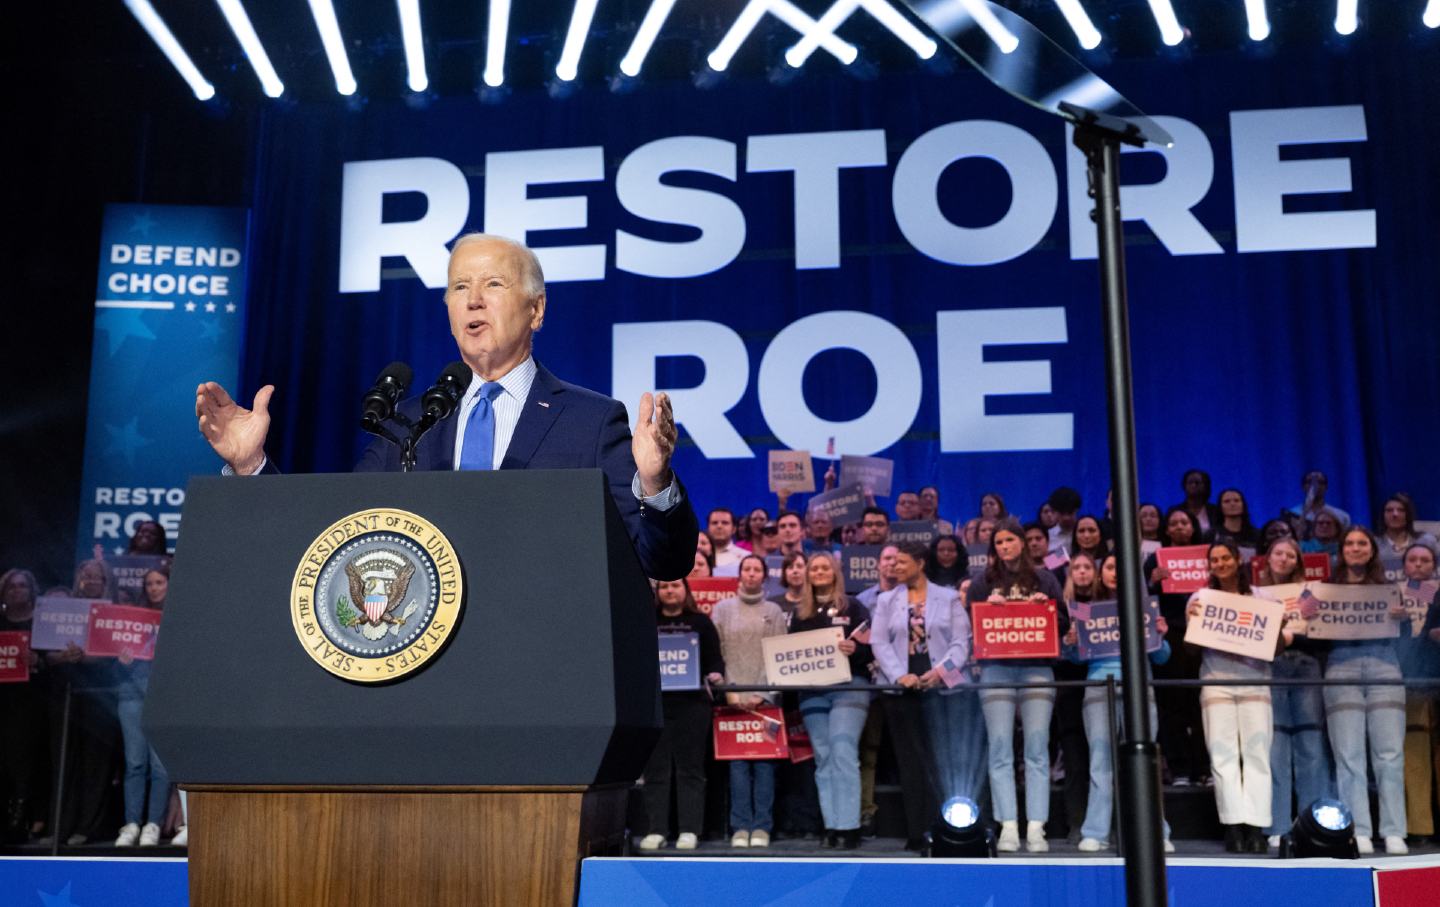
[145,472,664,906]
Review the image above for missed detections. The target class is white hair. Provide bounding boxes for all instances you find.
[449,232,546,299]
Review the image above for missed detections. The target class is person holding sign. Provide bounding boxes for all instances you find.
[1321,526,1411,854]
[1061,554,1175,853]
[0,568,45,845]
[871,541,975,852]
[113,566,177,847]
[711,555,787,848]
[1397,543,1440,840]
[1145,507,1209,788]
[1255,537,1333,848]
[1184,541,1285,854]
[640,578,725,852]
[966,521,1065,853]
[788,552,872,849]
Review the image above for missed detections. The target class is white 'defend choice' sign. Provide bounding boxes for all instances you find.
[1185,588,1285,661]
[762,627,851,687]
[1303,583,1402,640]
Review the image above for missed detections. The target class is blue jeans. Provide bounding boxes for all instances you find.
[117,696,170,826]
[1324,647,1406,838]
[979,664,1055,823]
[1080,684,1171,843]
[799,690,871,831]
[728,760,776,833]
[1268,650,1334,834]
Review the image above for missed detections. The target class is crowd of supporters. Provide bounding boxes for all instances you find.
[0,521,185,849]
[643,470,1440,855]
[4,471,1440,859]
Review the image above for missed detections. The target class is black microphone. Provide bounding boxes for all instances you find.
[360,361,414,433]
[421,361,474,422]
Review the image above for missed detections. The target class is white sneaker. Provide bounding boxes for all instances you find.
[114,823,140,847]
[730,830,750,848]
[170,826,188,847]
[139,823,161,846]
[749,829,770,848]
[676,832,698,850]
[1268,835,1280,849]
[1384,836,1408,855]
[1163,839,1176,853]
[1025,821,1049,852]
[1078,837,1105,852]
[997,820,1020,852]
[1356,836,1374,855]
[638,834,665,851]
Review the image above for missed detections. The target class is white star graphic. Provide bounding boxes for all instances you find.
[185,301,197,312]
[205,302,217,313]
[114,546,125,555]
[225,302,237,314]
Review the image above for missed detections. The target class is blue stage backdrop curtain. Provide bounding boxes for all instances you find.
[240,37,1440,528]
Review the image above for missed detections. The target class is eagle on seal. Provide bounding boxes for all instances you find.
[344,560,417,640]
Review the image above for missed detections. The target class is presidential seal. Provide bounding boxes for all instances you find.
[290,508,463,682]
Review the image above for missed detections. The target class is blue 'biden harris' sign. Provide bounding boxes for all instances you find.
[74,204,248,566]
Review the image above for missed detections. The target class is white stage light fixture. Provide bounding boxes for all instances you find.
[557,0,602,82]
[785,0,937,68]
[397,0,428,92]
[619,0,679,78]
[483,0,512,87]
[1244,0,1270,41]
[1335,0,1359,35]
[913,0,1020,54]
[1053,1,1102,50]
[1145,0,1186,46]
[122,0,216,100]
[1426,0,1440,28]
[306,0,357,95]
[708,0,858,72]
[216,0,284,97]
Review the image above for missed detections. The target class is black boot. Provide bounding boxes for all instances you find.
[3,800,25,845]
[1223,825,1244,853]
[1245,826,1268,854]
[820,829,837,849]
[838,829,861,850]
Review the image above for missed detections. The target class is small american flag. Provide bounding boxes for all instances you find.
[826,436,835,457]
[1069,600,1092,623]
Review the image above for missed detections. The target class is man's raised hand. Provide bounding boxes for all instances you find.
[633,391,676,497]
[196,382,274,476]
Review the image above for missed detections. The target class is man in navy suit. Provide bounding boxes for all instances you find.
[194,233,697,580]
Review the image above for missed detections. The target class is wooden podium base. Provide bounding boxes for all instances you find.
[185,785,628,907]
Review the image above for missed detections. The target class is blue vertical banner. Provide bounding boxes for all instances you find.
[74,203,248,566]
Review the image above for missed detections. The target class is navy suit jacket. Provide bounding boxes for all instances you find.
[348,362,698,581]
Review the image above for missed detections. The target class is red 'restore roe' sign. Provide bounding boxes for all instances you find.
[971,600,1059,660]
[712,706,789,760]
[1158,545,1210,593]
[85,604,161,660]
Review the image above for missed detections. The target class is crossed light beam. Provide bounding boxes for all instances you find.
[123,0,1431,102]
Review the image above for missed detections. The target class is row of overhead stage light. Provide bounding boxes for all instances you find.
[124,0,1440,102]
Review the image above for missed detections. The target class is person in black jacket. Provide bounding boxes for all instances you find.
[639,578,725,851]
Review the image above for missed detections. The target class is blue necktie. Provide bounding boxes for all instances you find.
[459,382,503,470]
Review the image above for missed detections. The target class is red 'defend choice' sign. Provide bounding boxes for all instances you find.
[1158,545,1210,593]
[1248,553,1332,584]
[713,706,789,760]
[85,604,160,660]
[0,631,31,683]
[688,577,739,616]
[971,600,1059,660]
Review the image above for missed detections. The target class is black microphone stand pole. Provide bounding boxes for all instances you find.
[1066,102,1167,907]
